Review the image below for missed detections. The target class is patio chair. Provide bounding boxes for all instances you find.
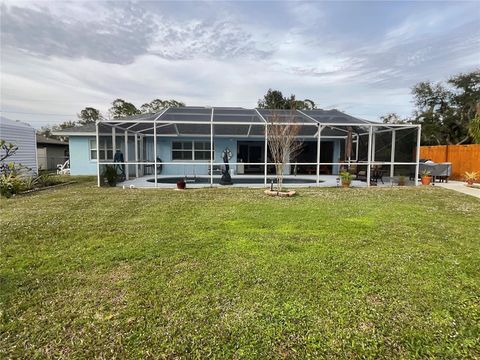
[352,165,383,184]
[371,165,384,184]
[354,165,367,182]
[56,159,70,175]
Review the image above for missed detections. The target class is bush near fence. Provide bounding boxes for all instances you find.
[420,144,480,180]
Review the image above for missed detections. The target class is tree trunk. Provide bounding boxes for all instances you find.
[276,164,284,191]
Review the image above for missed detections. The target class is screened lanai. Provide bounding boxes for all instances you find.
[95,107,421,188]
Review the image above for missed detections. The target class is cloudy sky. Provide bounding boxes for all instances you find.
[1,0,479,128]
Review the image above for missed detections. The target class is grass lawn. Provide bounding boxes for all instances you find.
[1,179,479,358]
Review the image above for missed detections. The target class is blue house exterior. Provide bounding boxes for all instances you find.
[68,136,97,175]
[61,128,249,176]
[57,126,343,177]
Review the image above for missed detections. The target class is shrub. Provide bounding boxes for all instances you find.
[103,165,117,187]
[36,173,54,187]
[464,171,478,185]
[22,176,39,190]
[340,171,353,186]
[0,173,25,198]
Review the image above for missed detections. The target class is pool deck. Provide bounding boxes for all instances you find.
[117,175,404,189]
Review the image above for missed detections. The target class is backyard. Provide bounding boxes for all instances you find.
[1,179,479,358]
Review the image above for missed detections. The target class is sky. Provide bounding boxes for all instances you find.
[1,0,479,129]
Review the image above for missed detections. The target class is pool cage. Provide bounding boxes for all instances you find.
[95,107,421,187]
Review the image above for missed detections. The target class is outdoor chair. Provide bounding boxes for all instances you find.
[56,159,70,175]
[371,165,385,184]
[354,165,367,182]
[351,165,383,184]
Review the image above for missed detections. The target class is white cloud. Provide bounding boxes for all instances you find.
[0,1,479,128]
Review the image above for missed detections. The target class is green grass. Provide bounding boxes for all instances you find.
[1,179,479,359]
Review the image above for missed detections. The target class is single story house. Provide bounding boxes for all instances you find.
[0,116,38,173]
[53,107,421,187]
[36,135,69,171]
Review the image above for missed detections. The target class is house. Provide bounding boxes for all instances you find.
[53,107,421,187]
[0,116,38,173]
[36,135,69,171]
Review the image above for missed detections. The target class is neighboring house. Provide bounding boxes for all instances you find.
[52,106,421,186]
[36,135,69,171]
[0,116,38,173]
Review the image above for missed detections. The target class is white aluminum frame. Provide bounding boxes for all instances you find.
[95,107,421,188]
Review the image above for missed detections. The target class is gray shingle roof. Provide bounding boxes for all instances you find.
[36,134,68,145]
[51,123,96,135]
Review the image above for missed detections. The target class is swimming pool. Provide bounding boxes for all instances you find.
[146,177,319,185]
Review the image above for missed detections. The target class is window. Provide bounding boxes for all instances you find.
[194,141,211,160]
[172,141,211,161]
[89,139,98,160]
[172,141,193,160]
[90,138,119,161]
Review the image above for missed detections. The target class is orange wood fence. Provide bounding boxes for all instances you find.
[420,144,480,179]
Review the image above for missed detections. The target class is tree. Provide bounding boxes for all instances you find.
[449,71,480,144]
[300,99,316,110]
[38,97,186,140]
[52,121,77,142]
[37,125,54,138]
[411,70,480,145]
[37,121,77,142]
[78,107,102,125]
[267,111,303,191]
[380,113,407,124]
[140,99,185,113]
[54,120,77,130]
[0,139,18,163]
[257,89,317,110]
[165,99,185,108]
[109,99,140,119]
[448,71,480,122]
[469,104,480,144]
[410,81,453,145]
[258,89,287,109]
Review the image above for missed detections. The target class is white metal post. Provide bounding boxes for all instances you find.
[134,134,139,178]
[112,127,116,156]
[96,122,100,187]
[124,130,129,181]
[371,130,376,164]
[355,134,359,161]
[414,125,421,186]
[139,135,144,176]
[390,130,396,179]
[264,122,268,186]
[366,125,373,187]
[210,107,214,187]
[154,119,157,188]
[316,125,322,185]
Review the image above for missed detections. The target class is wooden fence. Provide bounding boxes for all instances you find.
[420,144,480,179]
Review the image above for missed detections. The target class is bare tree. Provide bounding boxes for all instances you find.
[267,111,303,191]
